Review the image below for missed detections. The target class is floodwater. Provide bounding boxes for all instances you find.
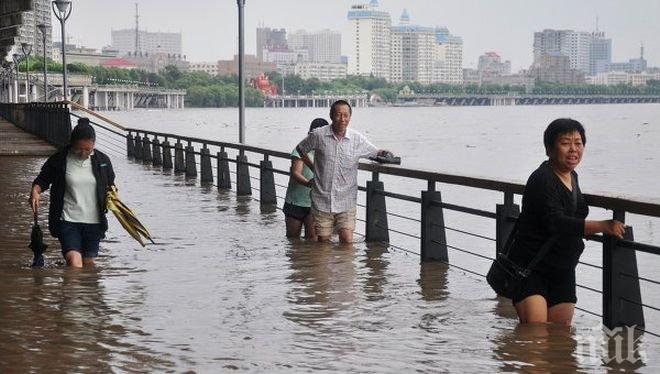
[1,104,659,372]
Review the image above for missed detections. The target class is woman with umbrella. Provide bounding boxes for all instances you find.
[29,118,115,268]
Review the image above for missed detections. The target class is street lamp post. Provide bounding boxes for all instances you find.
[37,23,49,102]
[21,43,32,102]
[12,53,21,103]
[52,0,72,101]
[236,0,245,144]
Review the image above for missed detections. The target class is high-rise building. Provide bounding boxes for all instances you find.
[390,10,435,83]
[347,0,391,79]
[478,52,511,76]
[111,29,182,56]
[288,29,342,63]
[534,29,601,75]
[529,54,585,84]
[256,27,287,61]
[433,27,463,84]
[590,31,611,75]
[14,0,53,58]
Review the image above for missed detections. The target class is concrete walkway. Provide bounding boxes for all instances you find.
[0,118,55,156]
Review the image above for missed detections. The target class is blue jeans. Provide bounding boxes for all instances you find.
[58,220,105,258]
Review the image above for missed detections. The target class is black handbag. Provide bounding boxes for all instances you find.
[486,223,556,299]
[487,174,576,299]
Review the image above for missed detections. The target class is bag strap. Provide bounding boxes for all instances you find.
[571,173,578,214]
[524,234,559,275]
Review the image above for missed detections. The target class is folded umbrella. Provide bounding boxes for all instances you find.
[106,185,155,247]
[28,213,47,267]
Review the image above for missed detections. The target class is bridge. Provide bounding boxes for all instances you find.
[1,73,185,110]
[263,93,368,108]
[396,93,660,106]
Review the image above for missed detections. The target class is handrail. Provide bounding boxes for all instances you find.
[65,100,126,131]
[129,127,660,219]
[126,128,292,160]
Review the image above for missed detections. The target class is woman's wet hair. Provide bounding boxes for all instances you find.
[543,118,586,153]
[70,117,96,144]
[330,99,352,118]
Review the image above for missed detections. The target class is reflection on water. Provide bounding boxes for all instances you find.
[1,154,659,372]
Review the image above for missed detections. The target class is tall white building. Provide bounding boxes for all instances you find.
[111,29,182,56]
[390,10,435,84]
[590,31,612,75]
[347,0,391,79]
[14,0,53,58]
[288,29,341,63]
[433,27,463,84]
[534,29,597,74]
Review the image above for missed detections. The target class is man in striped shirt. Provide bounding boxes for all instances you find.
[297,100,388,243]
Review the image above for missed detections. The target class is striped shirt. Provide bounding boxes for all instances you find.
[297,125,378,213]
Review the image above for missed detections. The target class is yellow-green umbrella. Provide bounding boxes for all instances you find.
[106,185,154,246]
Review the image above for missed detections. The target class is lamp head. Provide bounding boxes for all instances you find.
[53,0,71,13]
[37,23,49,34]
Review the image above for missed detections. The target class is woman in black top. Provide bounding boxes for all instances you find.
[509,118,625,325]
[29,118,115,268]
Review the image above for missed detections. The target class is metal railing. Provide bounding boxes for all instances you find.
[0,102,71,146]
[2,102,658,338]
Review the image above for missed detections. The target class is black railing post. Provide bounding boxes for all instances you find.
[603,210,645,329]
[134,133,143,160]
[496,192,520,253]
[185,141,197,178]
[126,131,135,158]
[174,140,185,173]
[200,144,213,184]
[162,138,173,170]
[420,181,448,262]
[217,148,231,189]
[366,172,389,242]
[236,151,252,195]
[259,154,277,205]
[152,136,162,166]
[142,135,153,163]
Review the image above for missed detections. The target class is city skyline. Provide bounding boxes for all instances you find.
[51,0,659,70]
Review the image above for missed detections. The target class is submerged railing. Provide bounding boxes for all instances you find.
[1,102,658,338]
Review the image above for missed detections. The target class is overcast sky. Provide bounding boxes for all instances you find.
[57,0,659,71]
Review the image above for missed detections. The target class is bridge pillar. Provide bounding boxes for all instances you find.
[185,142,197,178]
[162,139,173,170]
[152,137,162,166]
[603,211,645,329]
[365,173,389,243]
[259,156,277,205]
[421,183,448,262]
[217,149,231,189]
[82,86,89,109]
[200,145,213,184]
[174,140,185,173]
[236,152,252,196]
